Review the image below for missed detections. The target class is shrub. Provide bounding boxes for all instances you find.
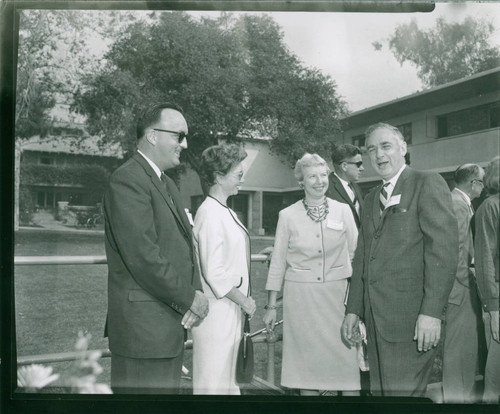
[19,185,35,225]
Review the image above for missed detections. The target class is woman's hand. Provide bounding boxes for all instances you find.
[263,309,277,332]
[242,296,256,319]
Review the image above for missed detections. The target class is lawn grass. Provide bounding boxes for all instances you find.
[14,229,445,394]
[14,230,280,391]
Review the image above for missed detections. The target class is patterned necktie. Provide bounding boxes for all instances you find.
[379,182,390,213]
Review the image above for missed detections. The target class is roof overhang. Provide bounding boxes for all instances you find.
[341,67,500,130]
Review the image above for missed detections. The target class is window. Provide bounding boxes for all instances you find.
[396,122,412,145]
[436,101,500,138]
[351,134,365,148]
[39,156,54,165]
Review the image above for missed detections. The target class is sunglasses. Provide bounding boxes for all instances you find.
[153,128,187,142]
[342,161,363,168]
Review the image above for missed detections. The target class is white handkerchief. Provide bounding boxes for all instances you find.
[386,194,401,208]
[185,208,194,226]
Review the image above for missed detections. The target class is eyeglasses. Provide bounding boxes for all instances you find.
[153,128,187,142]
[471,179,484,186]
[342,161,363,168]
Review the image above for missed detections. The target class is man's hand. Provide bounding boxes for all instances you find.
[181,310,200,329]
[342,313,361,347]
[190,290,209,319]
[490,310,499,343]
[414,314,441,352]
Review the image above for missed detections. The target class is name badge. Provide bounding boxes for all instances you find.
[185,208,194,226]
[327,220,343,230]
[386,194,401,208]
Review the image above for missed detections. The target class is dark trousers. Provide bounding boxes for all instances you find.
[442,285,480,403]
[111,351,184,394]
[365,307,436,397]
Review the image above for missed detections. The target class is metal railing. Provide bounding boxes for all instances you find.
[15,254,285,394]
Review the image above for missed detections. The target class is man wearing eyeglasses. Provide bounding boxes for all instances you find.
[326,144,365,230]
[103,102,208,394]
[442,163,485,403]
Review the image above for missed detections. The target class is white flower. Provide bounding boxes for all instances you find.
[75,330,91,351]
[79,383,112,394]
[17,364,60,389]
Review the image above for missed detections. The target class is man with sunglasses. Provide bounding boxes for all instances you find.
[103,102,208,394]
[442,163,485,403]
[326,144,365,230]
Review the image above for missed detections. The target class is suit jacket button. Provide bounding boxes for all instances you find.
[317,277,321,281]
[370,256,375,261]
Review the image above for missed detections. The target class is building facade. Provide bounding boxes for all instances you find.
[178,138,302,236]
[342,67,500,194]
[179,68,500,235]
[21,135,123,209]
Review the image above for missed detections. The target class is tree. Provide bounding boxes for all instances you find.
[379,17,500,88]
[14,9,143,229]
[74,12,347,185]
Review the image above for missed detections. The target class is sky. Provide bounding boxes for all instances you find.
[189,1,500,112]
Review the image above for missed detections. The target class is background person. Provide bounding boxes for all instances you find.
[104,102,208,394]
[263,153,359,396]
[474,156,500,404]
[442,163,485,403]
[342,122,458,397]
[191,144,256,395]
[326,143,365,230]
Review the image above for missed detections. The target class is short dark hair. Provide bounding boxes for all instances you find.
[454,163,481,185]
[331,144,361,164]
[136,102,184,141]
[200,143,247,188]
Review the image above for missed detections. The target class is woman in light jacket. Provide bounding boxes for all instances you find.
[263,153,360,395]
[191,143,256,395]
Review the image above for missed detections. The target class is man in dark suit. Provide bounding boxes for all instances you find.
[443,163,484,403]
[341,122,458,397]
[104,102,209,394]
[327,144,365,229]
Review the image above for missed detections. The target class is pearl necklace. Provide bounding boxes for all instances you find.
[302,198,329,222]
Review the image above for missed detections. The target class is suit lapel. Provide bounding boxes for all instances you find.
[133,153,191,241]
[372,183,384,229]
[373,166,411,231]
[333,176,361,227]
[333,176,353,206]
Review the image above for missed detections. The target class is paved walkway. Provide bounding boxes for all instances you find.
[23,211,277,240]
[21,210,104,234]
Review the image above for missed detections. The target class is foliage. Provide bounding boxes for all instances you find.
[21,164,110,205]
[380,17,500,88]
[19,185,35,225]
[16,10,144,140]
[74,12,347,173]
[17,331,111,394]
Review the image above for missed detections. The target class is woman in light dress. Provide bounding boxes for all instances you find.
[263,153,360,396]
[191,143,256,395]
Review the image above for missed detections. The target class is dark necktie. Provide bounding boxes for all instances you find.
[348,182,358,205]
[379,182,390,213]
[160,173,175,206]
